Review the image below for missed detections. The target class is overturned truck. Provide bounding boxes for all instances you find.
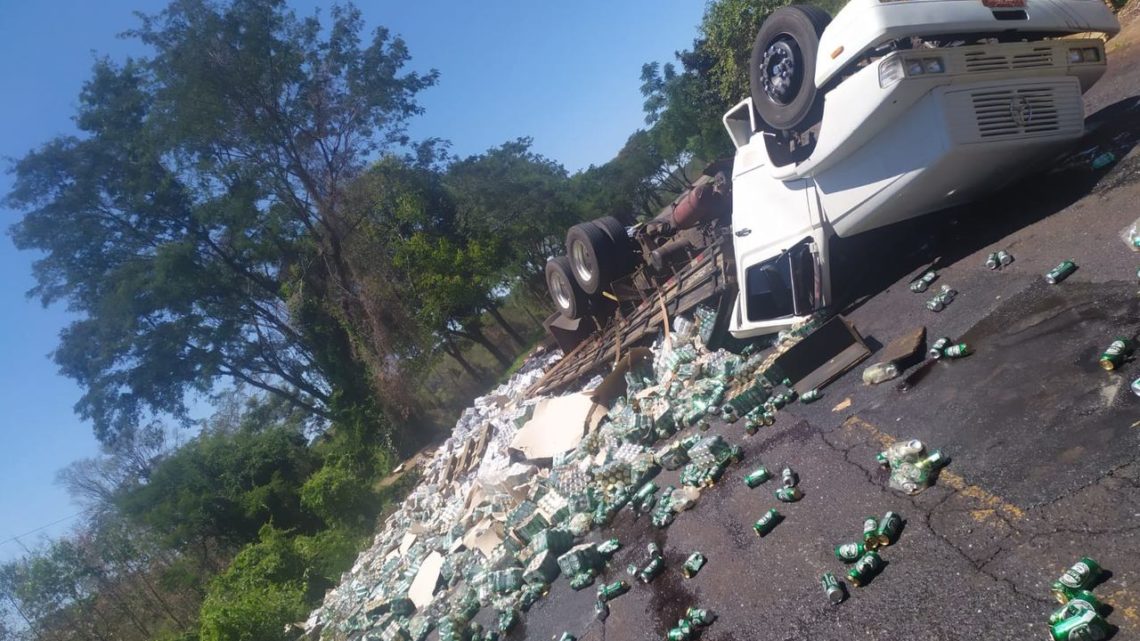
[539,0,1120,393]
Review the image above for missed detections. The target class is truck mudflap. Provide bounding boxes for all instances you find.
[529,238,736,397]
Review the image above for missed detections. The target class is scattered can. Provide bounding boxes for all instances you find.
[925,297,945,313]
[875,452,890,469]
[685,607,717,627]
[682,552,706,578]
[626,563,639,576]
[647,542,662,558]
[597,580,630,602]
[1046,260,1077,285]
[847,551,885,587]
[638,556,665,584]
[877,511,903,546]
[944,343,971,359]
[986,252,1001,270]
[1051,557,1102,603]
[996,249,1013,267]
[862,516,880,549]
[821,572,846,605]
[775,486,803,502]
[594,599,609,622]
[916,450,948,472]
[745,466,772,488]
[834,541,866,563]
[667,621,693,641]
[800,389,822,404]
[1133,377,1140,398]
[753,508,781,537]
[781,466,798,488]
[1098,337,1134,371]
[1049,608,1109,641]
[929,337,952,359]
[1048,592,1102,625]
[910,270,938,293]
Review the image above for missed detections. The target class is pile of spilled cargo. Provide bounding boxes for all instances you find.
[299,308,899,641]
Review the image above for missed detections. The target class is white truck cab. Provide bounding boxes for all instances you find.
[725,0,1120,339]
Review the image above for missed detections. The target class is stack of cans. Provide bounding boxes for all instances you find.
[1047,557,1109,640]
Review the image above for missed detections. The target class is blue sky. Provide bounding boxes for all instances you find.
[0,0,708,559]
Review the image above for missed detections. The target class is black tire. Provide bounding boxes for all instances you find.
[566,222,616,295]
[546,256,586,320]
[749,4,831,132]
[592,216,637,274]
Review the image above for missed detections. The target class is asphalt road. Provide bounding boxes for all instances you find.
[512,27,1140,641]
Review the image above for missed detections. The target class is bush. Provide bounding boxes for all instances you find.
[299,456,377,528]
[198,527,309,641]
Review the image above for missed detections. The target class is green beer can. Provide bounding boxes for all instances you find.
[596,580,629,602]
[944,343,971,359]
[1051,557,1103,603]
[1049,608,1108,641]
[834,541,865,562]
[821,572,845,604]
[862,516,880,549]
[1048,596,1099,626]
[877,511,902,546]
[744,466,771,488]
[1046,260,1078,284]
[638,556,664,584]
[1098,337,1133,371]
[686,607,716,627]
[753,508,780,537]
[847,551,884,587]
[775,486,802,502]
[682,552,706,578]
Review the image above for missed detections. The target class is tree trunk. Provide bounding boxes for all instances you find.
[453,326,511,368]
[485,304,526,348]
[441,337,484,382]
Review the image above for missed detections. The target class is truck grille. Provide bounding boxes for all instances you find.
[972,87,1059,138]
[962,46,1054,73]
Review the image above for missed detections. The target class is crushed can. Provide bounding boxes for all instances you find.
[800,388,822,404]
[780,466,798,488]
[929,336,951,359]
[909,270,938,293]
[775,486,802,502]
[1049,608,1109,641]
[835,542,865,563]
[682,552,706,578]
[686,607,716,627]
[1048,592,1101,626]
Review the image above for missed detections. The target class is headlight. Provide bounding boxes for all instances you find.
[1069,47,1102,63]
[879,56,904,87]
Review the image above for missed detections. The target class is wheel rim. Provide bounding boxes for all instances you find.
[761,36,802,106]
[570,240,595,284]
[551,271,573,310]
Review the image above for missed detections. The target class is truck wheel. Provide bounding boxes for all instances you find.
[566,222,615,295]
[546,256,585,319]
[592,216,636,273]
[749,4,831,132]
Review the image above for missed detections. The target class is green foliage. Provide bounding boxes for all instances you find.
[292,527,366,589]
[118,423,321,549]
[299,456,378,528]
[5,0,437,446]
[198,527,308,641]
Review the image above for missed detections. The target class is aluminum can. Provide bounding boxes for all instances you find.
[781,466,798,488]
[647,542,662,558]
[800,389,822,404]
[986,252,1001,270]
[638,556,664,584]
[1133,377,1140,398]
[877,511,902,546]
[944,343,971,358]
[1046,260,1077,284]
[1048,595,1099,626]
[834,541,865,562]
[753,508,780,537]
[929,337,951,359]
[1049,608,1109,641]
[597,580,629,602]
[744,466,771,488]
[862,516,880,548]
[910,270,938,293]
[847,551,884,587]
[682,552,706,578]
[916,450,947,472]
[1099,337,1133,371]
[875,452,890,468]
[665,627,689,641]
[775,486,802,502]
[996,250,1013,266]
[925,297,945,312]
[685,608,716,626]
[821,572,846,604]
[1051,557,1102,602]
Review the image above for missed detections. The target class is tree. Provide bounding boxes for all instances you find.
[6,0,437,447]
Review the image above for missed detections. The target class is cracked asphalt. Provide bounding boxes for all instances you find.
[501,27,1140,641]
